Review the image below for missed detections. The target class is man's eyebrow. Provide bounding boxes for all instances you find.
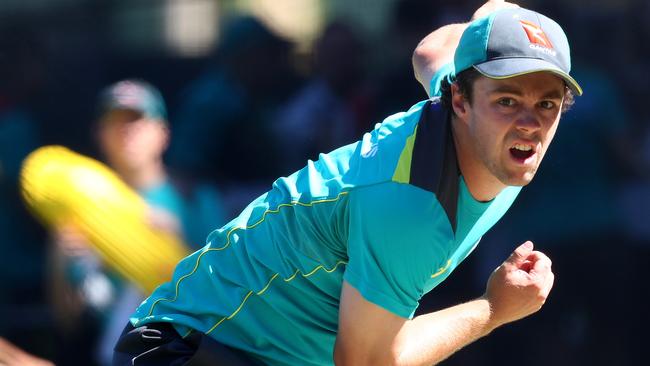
[488,85,564,99]
[540,89,565,100]
[489,85,523,96]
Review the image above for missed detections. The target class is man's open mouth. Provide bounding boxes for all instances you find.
[509,143,535,161]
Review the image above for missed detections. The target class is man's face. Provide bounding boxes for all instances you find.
[456,72,565,187]
[97,109,168,173]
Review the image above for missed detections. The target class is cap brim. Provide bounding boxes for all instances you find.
[99,101,165,122]
[473,58,583,96]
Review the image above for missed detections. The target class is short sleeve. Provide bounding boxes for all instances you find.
[344,182,453,318]
[429,63,454,97]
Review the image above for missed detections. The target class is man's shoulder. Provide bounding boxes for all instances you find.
[264,99,443,204]
[348,181,450,232]
[349,100,439,179]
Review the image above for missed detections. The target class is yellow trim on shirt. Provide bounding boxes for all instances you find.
[145,191,351,318]
[431,259,452,278]
[205,260,348,335]
[391,130,417,184]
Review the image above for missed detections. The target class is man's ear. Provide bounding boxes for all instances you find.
[451,83,468,120]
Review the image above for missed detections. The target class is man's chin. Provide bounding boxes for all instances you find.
[499,170,537,187]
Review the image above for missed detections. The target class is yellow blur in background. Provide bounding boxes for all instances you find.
[20,145,189,293]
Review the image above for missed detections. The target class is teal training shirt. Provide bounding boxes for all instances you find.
[131,93,521,365]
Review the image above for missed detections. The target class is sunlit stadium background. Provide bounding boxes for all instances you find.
[2,1,649,365]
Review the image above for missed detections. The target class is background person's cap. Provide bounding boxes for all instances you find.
[98,79,168,121]
[454,8,582,95]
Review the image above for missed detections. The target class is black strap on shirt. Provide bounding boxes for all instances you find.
[409,98,460,233]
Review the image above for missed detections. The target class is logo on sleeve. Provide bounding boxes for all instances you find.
[361,143,378,158]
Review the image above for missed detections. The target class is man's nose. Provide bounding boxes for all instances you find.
[514,109,541,134]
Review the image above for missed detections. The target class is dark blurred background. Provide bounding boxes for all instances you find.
[1,0,649,365]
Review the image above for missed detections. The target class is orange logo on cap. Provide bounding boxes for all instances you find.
[520,20,553,49]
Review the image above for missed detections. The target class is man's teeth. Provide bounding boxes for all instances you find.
[512,144,532,152]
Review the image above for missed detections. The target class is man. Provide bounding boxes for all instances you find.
[95,80,227,250]
[114,1,581,365]
[49,80,226,365]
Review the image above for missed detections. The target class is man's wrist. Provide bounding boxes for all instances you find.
[477,296,504,334]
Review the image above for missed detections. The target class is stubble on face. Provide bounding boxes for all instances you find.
[464,72,565,188]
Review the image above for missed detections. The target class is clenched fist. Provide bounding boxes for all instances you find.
[483,241,555,327]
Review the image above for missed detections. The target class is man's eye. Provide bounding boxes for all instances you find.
[497,98,515,106]
[539,101,556,109]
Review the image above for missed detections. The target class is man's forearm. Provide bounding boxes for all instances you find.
[335,244,552,366]
[412,23,468,96]
[394,298,498,366]
[412,1,520,96]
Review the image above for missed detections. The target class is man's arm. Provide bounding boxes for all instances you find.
[412,23,467,96]
[412,0,520,96]
[334,242,554,366]
[0,338,54,366]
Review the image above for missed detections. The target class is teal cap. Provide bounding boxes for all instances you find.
[98,79,168,122]
[453,8,582,96]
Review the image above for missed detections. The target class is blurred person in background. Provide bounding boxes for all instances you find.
[168,16,300,214]
[370,0,446,122]
[48,79,226,365]
[272,20,369,173]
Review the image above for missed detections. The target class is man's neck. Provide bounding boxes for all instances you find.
[118,161,167,192]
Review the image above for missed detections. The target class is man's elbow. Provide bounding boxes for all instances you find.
[411,45,430,85]
[413,53,434,95]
